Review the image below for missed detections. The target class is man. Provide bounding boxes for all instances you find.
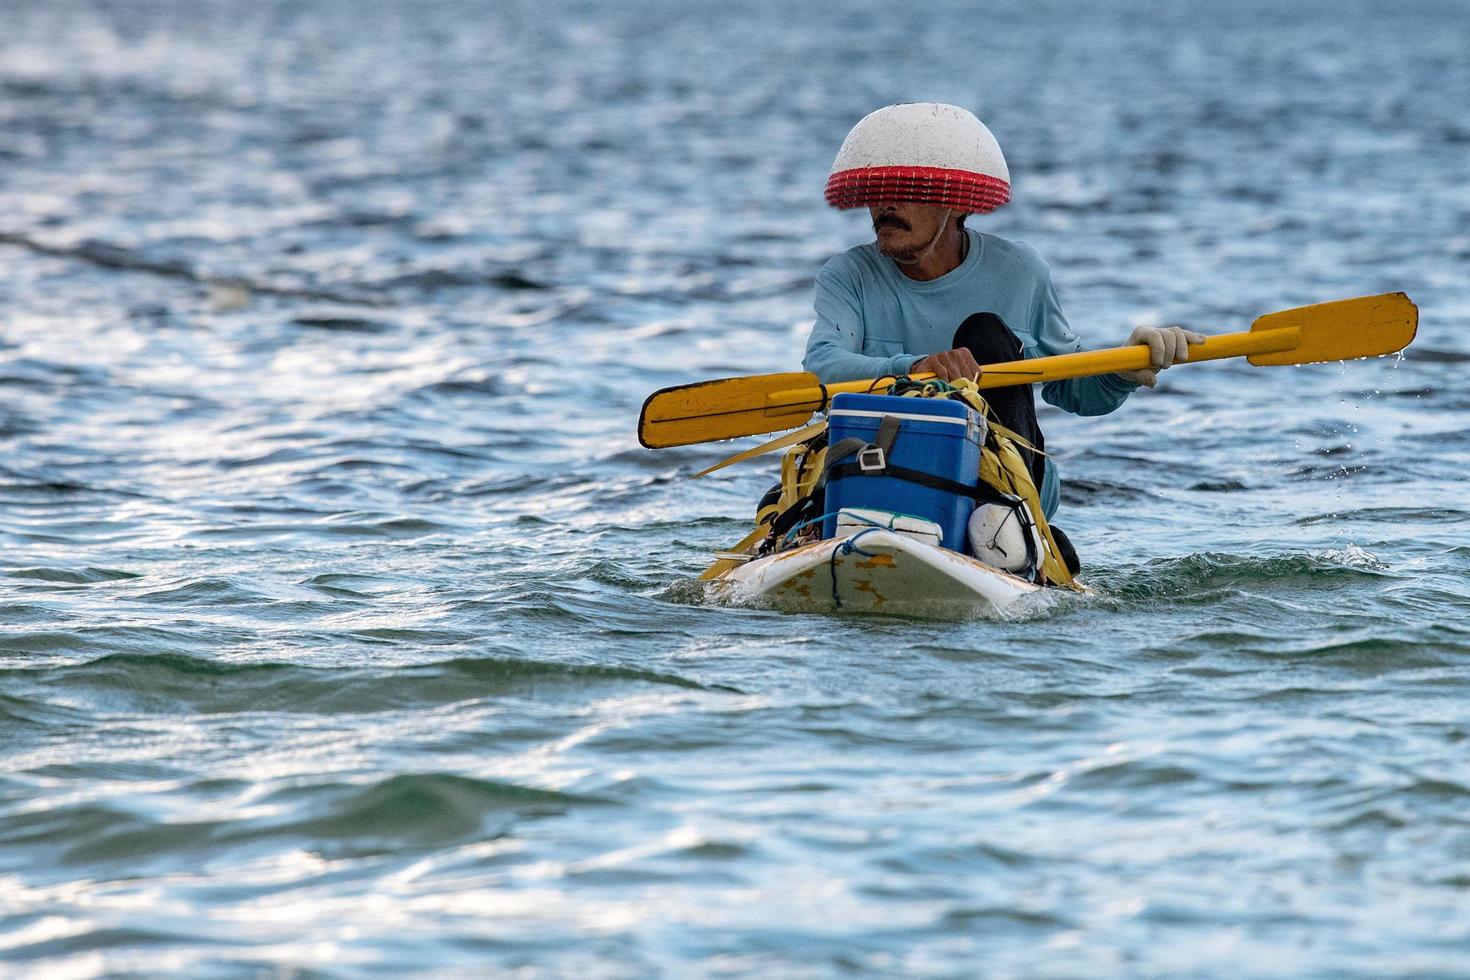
[805,102,1202,520]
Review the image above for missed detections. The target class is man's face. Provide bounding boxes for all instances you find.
[868,203,952,262]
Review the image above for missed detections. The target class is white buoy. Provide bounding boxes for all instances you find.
[967,502,1042,574]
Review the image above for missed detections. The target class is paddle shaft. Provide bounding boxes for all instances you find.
[764,326,1301,412]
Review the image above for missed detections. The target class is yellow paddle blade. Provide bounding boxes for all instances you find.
[1247,292,1417,366]
[639,372,822,448]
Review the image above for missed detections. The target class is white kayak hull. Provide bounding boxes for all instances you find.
[707,528,1042,618]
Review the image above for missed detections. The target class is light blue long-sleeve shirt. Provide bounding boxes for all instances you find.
[802,229,1139,516]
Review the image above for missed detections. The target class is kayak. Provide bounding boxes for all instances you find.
[705,526,1042,618]
[643,295,1419,618]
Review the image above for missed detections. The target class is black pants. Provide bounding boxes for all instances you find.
[954,313,1080,574]
[952,313,1046,491]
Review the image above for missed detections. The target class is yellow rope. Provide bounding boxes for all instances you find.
[692,420,827,478]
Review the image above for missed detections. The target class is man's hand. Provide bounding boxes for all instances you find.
[913,347,983,382]
[1116,325,1206,388]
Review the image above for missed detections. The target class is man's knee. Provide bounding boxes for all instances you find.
[953,311,1023,364]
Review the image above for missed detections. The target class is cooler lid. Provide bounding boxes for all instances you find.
[828,392,976,424]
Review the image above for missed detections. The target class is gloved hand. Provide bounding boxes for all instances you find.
[1116,325,1206,387]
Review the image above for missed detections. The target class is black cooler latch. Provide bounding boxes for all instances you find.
[828,414,902,478]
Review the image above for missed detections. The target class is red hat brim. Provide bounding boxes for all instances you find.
[825,165,1010,214]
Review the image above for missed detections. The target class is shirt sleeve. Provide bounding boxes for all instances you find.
[802,263,925,384]
[1033,268,1140,417]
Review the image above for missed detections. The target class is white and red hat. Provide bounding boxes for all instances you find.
[825,103,1010,214]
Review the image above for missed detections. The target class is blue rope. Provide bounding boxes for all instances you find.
[783,511,842,544]
[829,527,882,608]
[781,510,914,609]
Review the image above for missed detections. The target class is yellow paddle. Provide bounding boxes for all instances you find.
[639,292,1417,449]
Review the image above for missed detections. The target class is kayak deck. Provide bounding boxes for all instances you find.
[706,528,1042,618]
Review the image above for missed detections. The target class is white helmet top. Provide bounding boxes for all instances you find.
[826,103,1010,214]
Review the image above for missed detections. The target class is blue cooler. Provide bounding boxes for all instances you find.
[822,393,984,550]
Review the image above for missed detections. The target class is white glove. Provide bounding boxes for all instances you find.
[1116,325,1206,388]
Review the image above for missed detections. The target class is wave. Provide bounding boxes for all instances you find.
[1101,549,1392,600]
[0,692,89,727]
[0,625,201,657]
[0,231,391,306]
[290,314,394,333]
[375,268,547,292]
[264,772,602,852]
[6,772,607,869]
[1294,506,1467,526]
[5,566,140,584]
[0,652,715,716]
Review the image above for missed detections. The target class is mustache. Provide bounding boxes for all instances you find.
[873,215,911,231]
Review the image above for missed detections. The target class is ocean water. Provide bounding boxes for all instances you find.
[2,0,1469,975]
